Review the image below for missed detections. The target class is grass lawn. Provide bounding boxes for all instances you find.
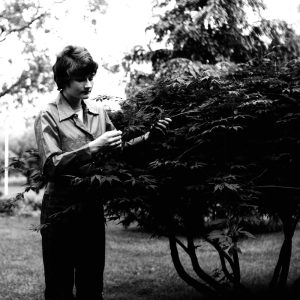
[0,216,299,300]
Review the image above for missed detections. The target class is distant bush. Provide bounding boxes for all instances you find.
[0,189,42,217]
[16,189,42,217]
[0,196,17,215]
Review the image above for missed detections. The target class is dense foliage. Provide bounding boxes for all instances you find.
[105,57,299,223]
[98,55,299,296]
[0,0,54,104]
[123,0,300,98]
[146,0,300,63]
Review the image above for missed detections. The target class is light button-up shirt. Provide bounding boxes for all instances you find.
[34,92,115,182]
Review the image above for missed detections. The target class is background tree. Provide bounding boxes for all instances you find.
[0,0,110,107]
[122,0,300,97]
[85,0,107,24]
[0,0,54,105]
[147,0,300,63]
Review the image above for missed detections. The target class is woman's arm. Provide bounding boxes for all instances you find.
[34,111,94,179]
[123,118,172,149]
[34,109,122,180]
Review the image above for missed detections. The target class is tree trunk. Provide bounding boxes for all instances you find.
[168,234,216,297]
[270,212,298,289]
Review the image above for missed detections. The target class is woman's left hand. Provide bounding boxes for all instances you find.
[148,117,172,140]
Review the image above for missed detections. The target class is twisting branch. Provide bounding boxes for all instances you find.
[270,209,300,289]
[186,234,226,293]
[174,236,189,252]
[7,13,45,34]
[206,237,248,293]
[0,7,46,42]
[205,237,236,282]
[0,74,26,98]
[169,234,216,296]
[231,238,241,284]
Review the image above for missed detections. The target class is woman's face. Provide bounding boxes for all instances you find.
[64,74,95,101]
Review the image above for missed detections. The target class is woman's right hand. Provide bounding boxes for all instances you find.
[88,130,122,153]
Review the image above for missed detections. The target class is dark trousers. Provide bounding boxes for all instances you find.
[41,194,105,300]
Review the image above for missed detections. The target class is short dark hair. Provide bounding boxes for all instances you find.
[52,45,98,90]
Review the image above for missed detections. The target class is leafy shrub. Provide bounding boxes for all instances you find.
[0,196,19,216]
[99,54,299,295]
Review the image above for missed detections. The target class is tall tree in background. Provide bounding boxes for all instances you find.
[85,0,107,24]
[123,0,300,97]
[147,0,300,63]
[0,0,109,106]
[0,0,53,105]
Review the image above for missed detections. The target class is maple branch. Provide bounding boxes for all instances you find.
[0,11,46,42]
[0,74,26,98]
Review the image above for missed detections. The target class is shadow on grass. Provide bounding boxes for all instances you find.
[105,279,300,300]
[105,279,201,300]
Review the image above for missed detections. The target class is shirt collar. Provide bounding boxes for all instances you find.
[56,92,99,122]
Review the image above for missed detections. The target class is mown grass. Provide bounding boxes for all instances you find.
[0,216,44,300]
[0,216,299,300]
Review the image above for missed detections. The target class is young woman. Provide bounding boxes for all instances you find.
[34,45,171,300]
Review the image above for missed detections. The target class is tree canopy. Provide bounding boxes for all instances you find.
[123,0,300,91]
[0,0,54,104]
[0,0,110,107]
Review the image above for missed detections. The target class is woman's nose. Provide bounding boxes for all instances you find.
[84,79,92,88]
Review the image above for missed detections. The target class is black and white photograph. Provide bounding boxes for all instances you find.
[0,0,299,299]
